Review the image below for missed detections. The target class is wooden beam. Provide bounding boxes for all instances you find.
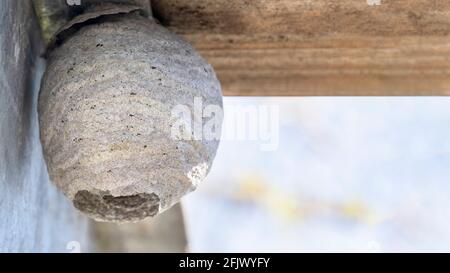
[152,0,450,96]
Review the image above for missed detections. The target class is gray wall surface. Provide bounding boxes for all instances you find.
[0,0,91,252]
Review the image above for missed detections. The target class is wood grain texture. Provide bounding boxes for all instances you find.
[152,0,450,96]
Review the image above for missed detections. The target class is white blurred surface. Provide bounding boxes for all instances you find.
[183,97,450,252]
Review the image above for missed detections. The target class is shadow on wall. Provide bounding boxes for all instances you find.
[0,0,91,252]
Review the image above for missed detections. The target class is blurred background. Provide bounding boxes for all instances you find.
[179,97,450,252]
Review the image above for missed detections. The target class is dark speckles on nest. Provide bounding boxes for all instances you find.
[38,11,223,223]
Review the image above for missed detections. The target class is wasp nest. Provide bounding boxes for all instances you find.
[39,6,223,222]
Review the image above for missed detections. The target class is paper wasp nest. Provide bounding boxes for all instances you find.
[39,7,223,222]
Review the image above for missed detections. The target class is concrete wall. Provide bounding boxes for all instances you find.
[0,0,91,252]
